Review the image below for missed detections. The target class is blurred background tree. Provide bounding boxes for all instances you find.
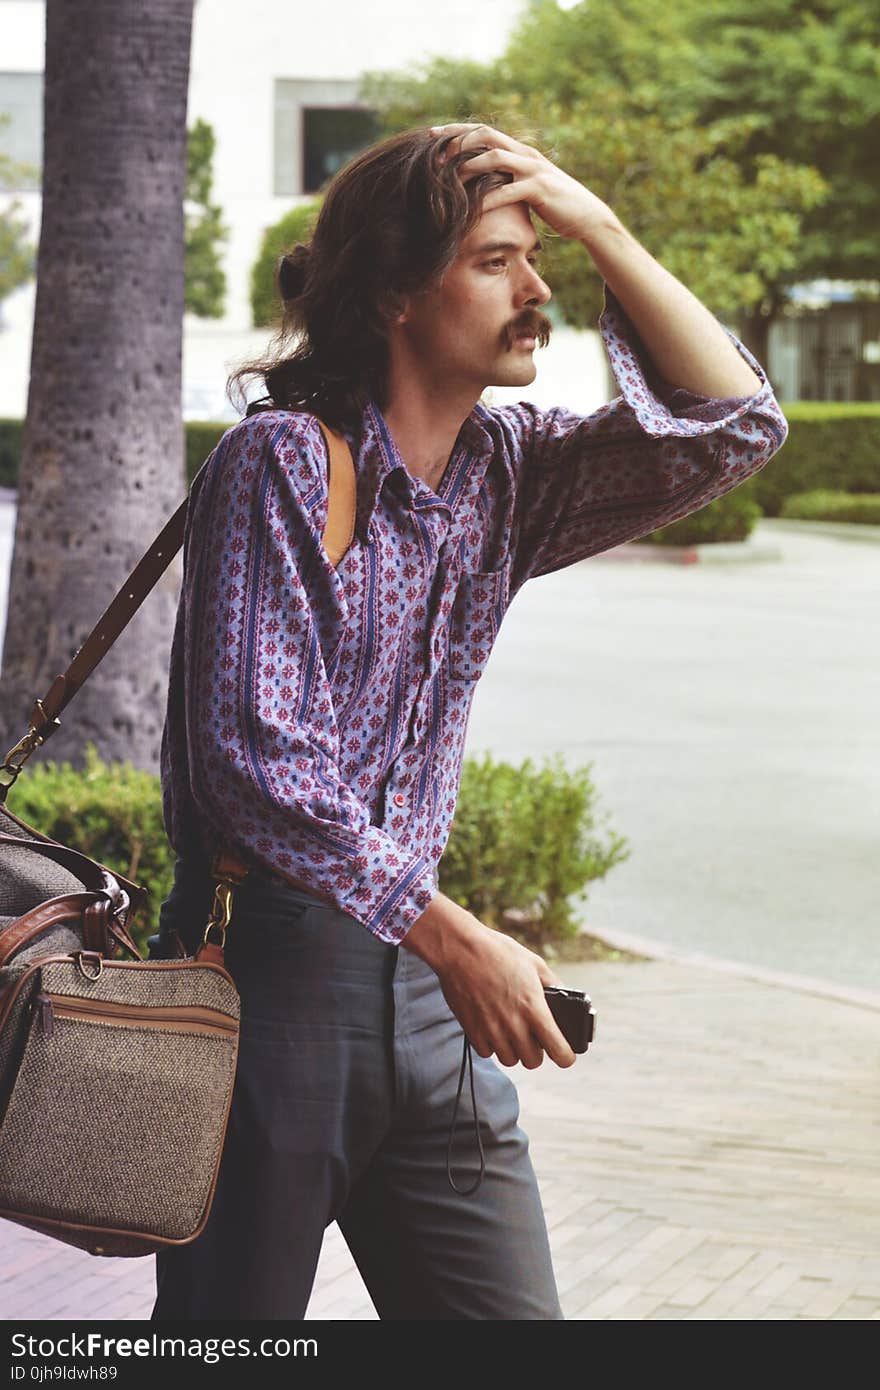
[0,116,36,318]
[363,0,878,363]
[184,116,228,318]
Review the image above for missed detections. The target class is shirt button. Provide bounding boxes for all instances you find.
[393,793,406,807]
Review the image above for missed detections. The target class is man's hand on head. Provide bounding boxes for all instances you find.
[430,122,618,243]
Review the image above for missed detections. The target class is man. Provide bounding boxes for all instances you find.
[151,123,788,1320]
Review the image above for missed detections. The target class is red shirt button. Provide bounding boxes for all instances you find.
[393,793,406,807]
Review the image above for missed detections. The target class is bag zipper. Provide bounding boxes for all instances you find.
[31,991,238,1039]
[0,954,239,1041]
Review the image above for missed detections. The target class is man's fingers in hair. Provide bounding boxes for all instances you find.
[456,147,533,182]
[430,123,521,162]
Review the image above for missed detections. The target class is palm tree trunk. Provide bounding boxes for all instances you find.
[0,0,194,776]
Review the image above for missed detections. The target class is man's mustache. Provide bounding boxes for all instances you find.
[503,310,553,350]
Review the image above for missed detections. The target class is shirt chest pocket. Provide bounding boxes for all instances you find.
[447,568,509,683]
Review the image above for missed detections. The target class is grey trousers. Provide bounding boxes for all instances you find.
[150,860,563,1321]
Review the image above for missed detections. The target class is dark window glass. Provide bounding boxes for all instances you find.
[302,107,378,194]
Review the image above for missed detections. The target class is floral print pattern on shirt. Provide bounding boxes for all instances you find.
[160,284,789,943]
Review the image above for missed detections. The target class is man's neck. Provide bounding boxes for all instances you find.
[382,374,481,493]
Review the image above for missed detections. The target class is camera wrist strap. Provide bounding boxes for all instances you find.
[445,1034,486,1196]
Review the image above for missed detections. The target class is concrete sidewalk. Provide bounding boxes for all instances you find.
[2,950,878,1321]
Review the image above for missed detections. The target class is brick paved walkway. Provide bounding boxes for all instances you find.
[2,956,878,1320]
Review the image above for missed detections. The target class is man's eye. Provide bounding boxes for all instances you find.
[484,258,506,269]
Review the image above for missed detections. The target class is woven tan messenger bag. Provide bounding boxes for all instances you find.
[0,416,355,1256]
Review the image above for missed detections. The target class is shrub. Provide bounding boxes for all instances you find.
[7,742,174,953]
[780,488,880,524]
[250,199,322,329]
[438,751,629,947]
[186,420,229,485]
[644,487,762,545]
[2,402,878,506]
[7,745,628,957]
[0,418,24,490]
[739,402,880,516]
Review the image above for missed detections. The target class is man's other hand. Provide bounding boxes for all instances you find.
[403,890,578,1070]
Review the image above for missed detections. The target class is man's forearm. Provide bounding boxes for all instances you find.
[578,212,763,400]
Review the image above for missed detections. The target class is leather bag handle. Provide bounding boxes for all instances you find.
[0,832,128,905]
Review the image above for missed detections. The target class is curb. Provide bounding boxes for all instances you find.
[760,517,880,546]
[597,538,783,565]
[579,922,880,1014]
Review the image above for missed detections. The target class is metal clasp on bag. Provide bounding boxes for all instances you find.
[74,951,103,980]
[202,879,234,949]
[0,701,62,790]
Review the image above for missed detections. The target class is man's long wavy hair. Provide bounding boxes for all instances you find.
[226,127,517,432]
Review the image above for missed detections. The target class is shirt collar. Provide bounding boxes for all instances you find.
[347,397,494,540]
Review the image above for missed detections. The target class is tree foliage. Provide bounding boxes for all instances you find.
[0,116,37,311]
[184,116,228,318]
[361,0,877,332]
[0,112,227,318]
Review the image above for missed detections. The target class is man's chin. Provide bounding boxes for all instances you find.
[489,360,539,388]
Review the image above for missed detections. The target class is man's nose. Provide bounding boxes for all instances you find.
[517,267,552,308]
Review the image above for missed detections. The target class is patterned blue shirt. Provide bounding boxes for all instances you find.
[160,285,789,943]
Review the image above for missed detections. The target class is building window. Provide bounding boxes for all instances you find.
[0,72,43,188]
[274,79,377,197]
[302,106,378,194]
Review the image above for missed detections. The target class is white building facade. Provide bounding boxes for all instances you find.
[0,0,611,424]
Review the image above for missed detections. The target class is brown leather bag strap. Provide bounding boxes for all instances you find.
[0,832,127,904]
[3,416,357,764]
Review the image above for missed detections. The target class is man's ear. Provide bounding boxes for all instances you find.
[382,291,410,326]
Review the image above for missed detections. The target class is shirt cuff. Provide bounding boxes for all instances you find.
[598,283,771,439]
[346,837,439,945]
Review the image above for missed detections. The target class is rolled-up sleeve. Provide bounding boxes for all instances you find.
[184,415,436,944]
[504,284,790,591]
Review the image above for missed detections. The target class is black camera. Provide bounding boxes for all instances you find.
[544,986,596,1053]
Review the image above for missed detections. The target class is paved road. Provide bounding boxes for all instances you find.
[466,518,880,992]
[2,504,878,1320]
[2,954,878,1320]
[2,499,876,989]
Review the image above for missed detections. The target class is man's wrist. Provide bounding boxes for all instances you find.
[402,890,478,970]
[576,206,629,259]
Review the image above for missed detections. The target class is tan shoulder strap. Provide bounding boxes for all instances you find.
[2,414,358,780]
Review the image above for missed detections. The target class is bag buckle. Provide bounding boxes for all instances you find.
[202,880,234,949]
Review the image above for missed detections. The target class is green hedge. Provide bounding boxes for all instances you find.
[0,418,230,492]
[186,421,230,484]
[3,402,878,524]
[0,418,24,490]
[643,487,761,545]
[780,488,880,524]
[738,403,880,517]
[6,744,628,955]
